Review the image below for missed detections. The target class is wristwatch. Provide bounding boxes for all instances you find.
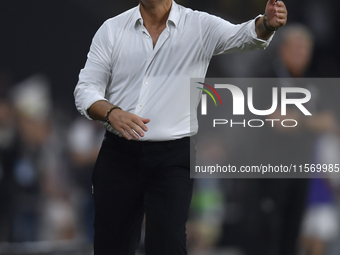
[105,105,122,125]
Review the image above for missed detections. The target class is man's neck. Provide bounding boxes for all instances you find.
[140,0,172,28]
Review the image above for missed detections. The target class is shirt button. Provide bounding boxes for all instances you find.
[139,104,143,107]
[145,81,148,84]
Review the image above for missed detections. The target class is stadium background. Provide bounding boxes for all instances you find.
[1,0,340,254]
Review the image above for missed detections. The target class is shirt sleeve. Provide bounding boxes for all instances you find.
[74,21,112,120]
[198,13,274,58]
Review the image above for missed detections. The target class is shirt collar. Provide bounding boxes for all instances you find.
[134,1,180,29]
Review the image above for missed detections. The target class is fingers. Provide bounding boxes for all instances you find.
[269,0,285,7]
[266,1,286,16]
[275,2,287,16]
[109,110,150,140]
[113,119,134,140]
[267,1,287,12]
[121,118,146,140]
[276,7,287,14]
[141,118,151,124]
[276,19,287,26]
[134,117,149,132]
[123,121,145,140]
[276,12,286,19]
[131,117,148,135]
[276,6,287,15]
[117,127,134,140]
[266,0,287,28]
[276,1,286,8]
[274,4,287,26]
[121,124,139,140]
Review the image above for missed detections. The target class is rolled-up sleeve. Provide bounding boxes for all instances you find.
[199,13,274,57]
[74,21,112,120]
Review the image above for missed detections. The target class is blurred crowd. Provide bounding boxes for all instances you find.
[1,0,340,255]
[191,23,340,255]
[0,74,105,243]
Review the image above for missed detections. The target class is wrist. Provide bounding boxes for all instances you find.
[255,16,273,40]
[263,14,279,31]
[105,105,122,125]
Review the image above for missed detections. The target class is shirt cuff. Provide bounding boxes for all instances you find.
[249,14,275,50]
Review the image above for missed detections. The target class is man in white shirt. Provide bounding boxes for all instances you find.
[74,0,287,254]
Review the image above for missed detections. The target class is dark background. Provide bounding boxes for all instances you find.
[1,0,339,112]
[1,1,340,254]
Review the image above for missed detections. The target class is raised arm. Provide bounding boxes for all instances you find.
[198,0,287,57]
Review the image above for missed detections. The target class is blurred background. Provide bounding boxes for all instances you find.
[1,0,340,254]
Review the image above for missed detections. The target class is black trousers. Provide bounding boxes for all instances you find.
[92,131,194,255]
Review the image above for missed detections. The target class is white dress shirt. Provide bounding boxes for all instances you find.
[74,1,273,141]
